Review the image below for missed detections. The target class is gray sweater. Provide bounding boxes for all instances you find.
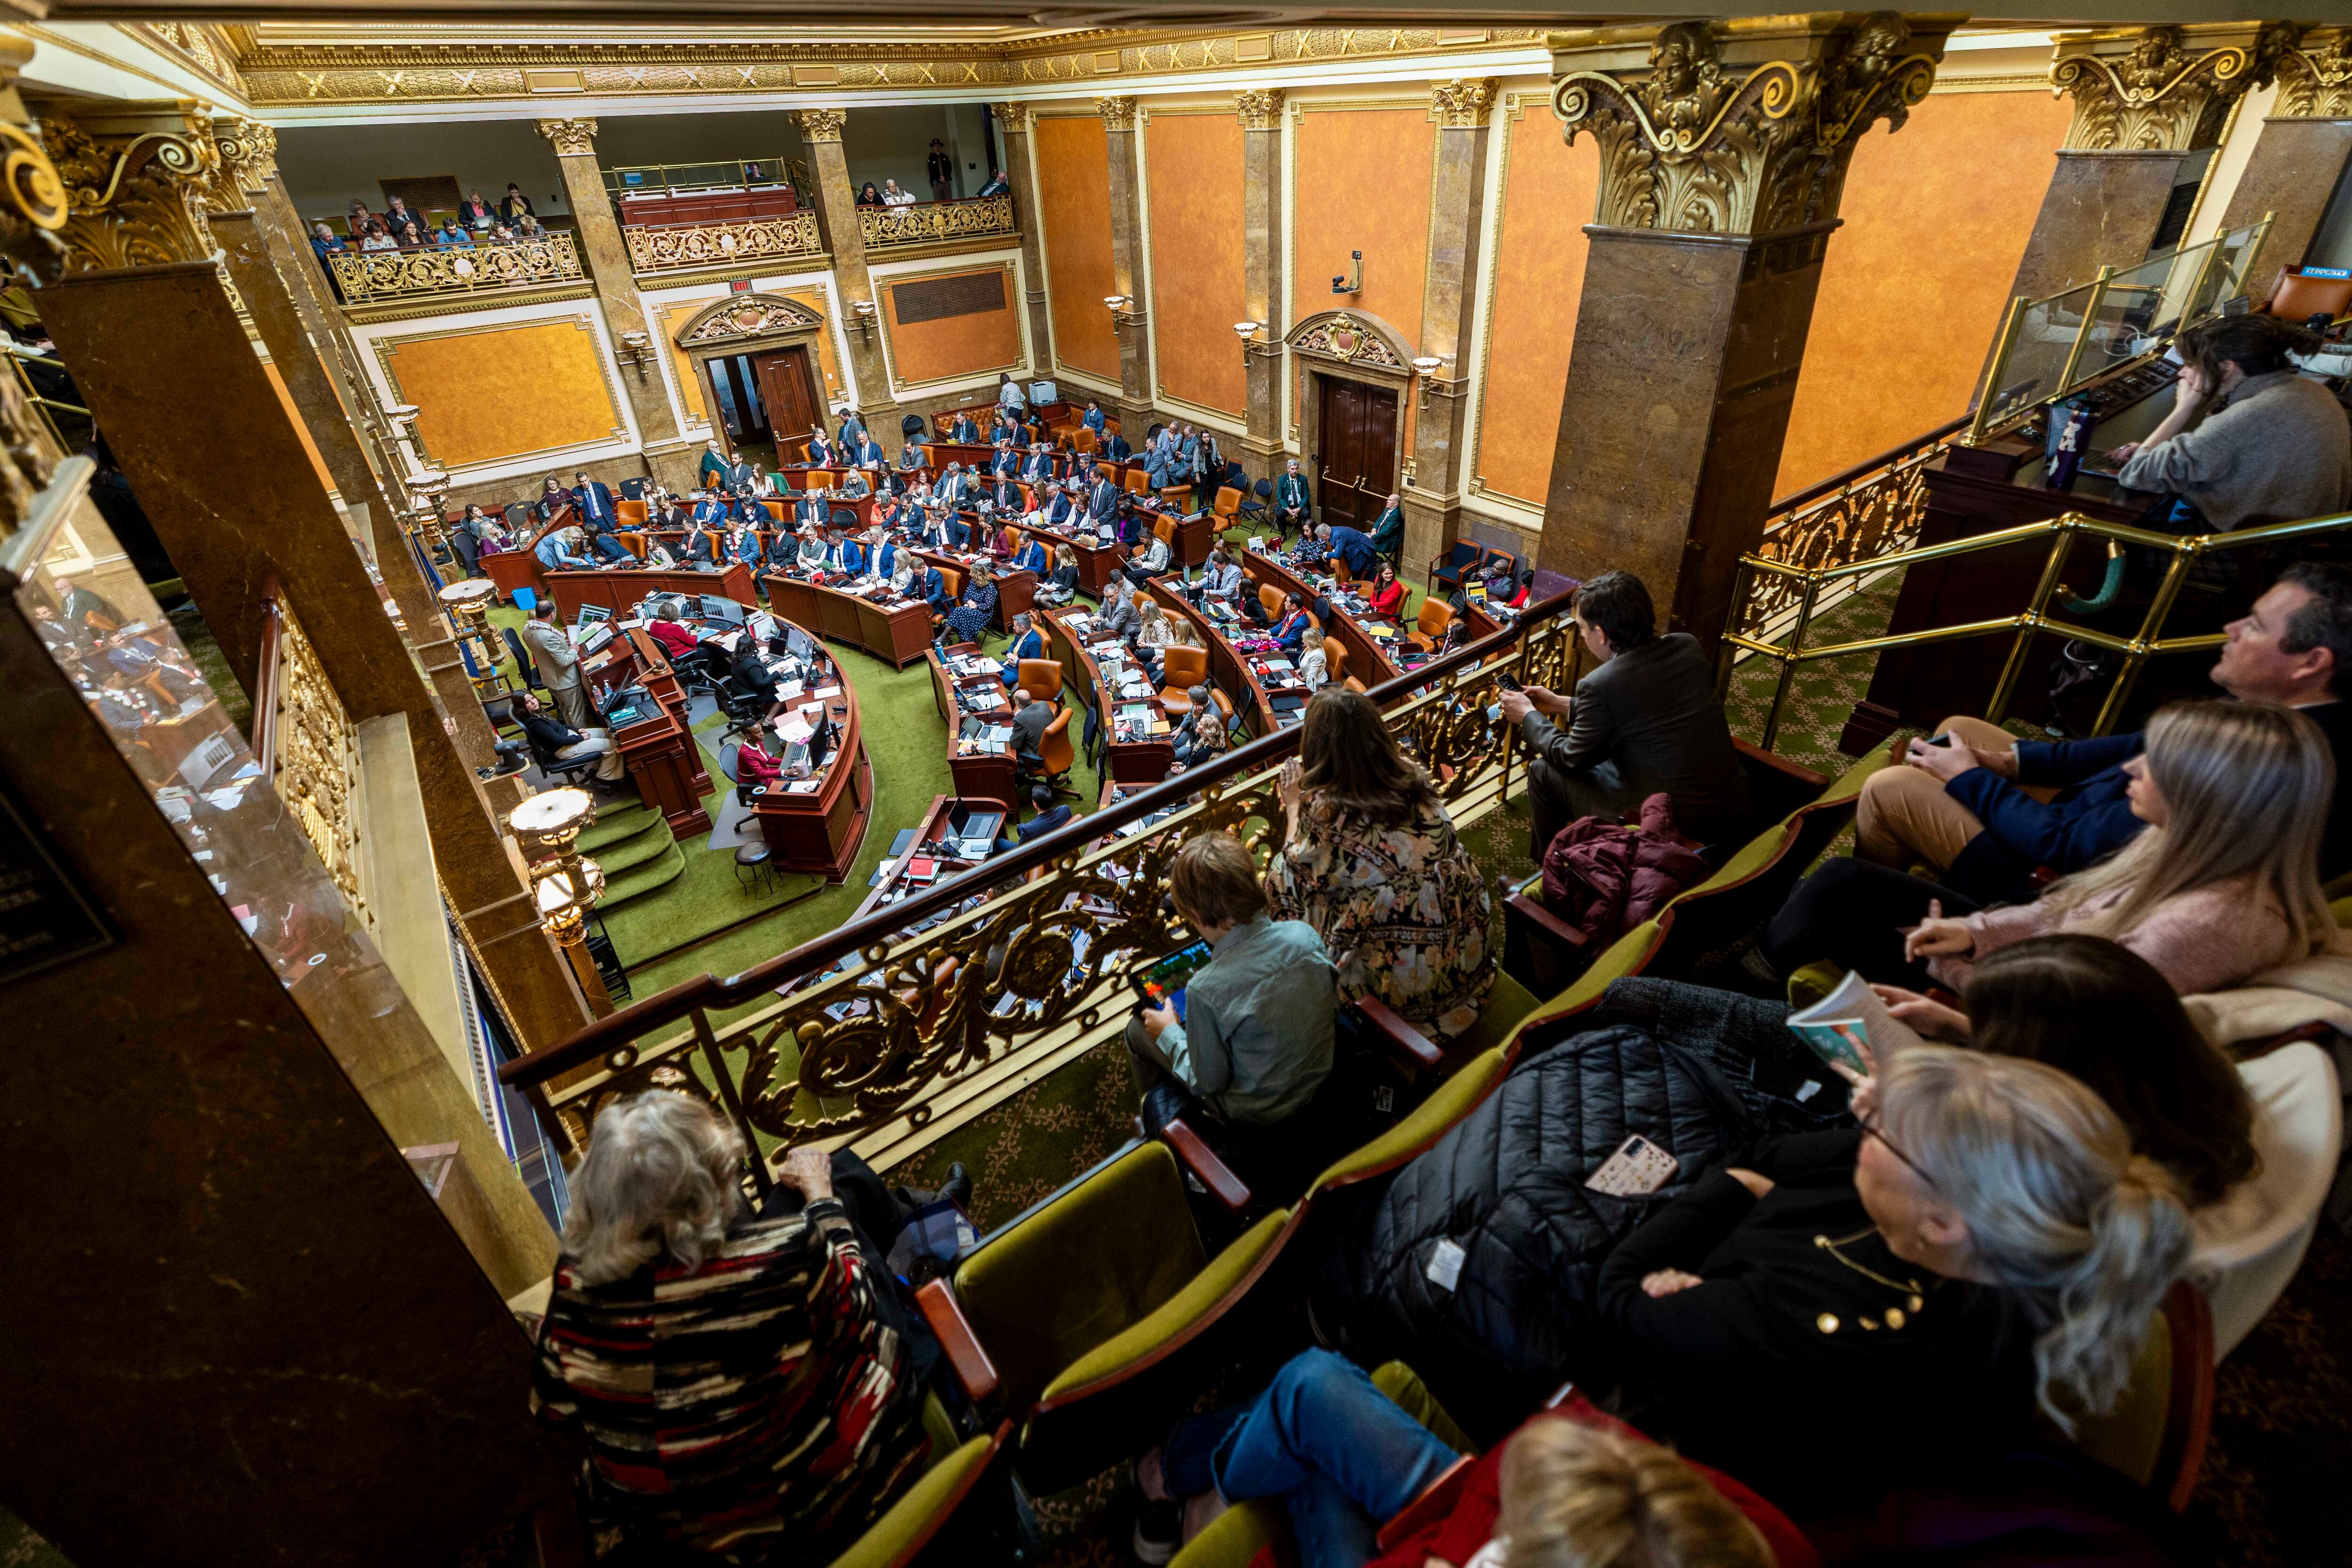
[1157,914,1335,1124]
[2117,369,2352,529]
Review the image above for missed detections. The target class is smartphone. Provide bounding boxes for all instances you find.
[1585,1134,1680,1197]
[1495,673,1523,692]
[1129,938,1213,1006]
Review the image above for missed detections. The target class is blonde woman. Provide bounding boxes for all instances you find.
[1765,699,2336,996]
[1136,596,1174,682]
[1296,629,1330,692]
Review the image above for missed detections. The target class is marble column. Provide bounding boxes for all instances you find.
[2218,27,2352,277]
[1237,88,1286,483]
[2006,24,2299,301]
[1401,79,1497,583]
[795,108,898,431]
[992,102,1055,373]
[34,102,596,1057]
[1541,15,1957,652]
[1099,95,1156,430]
[536,118,693,491]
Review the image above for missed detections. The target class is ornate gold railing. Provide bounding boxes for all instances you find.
[256,576,369,929]
[329,233,583,303]
[499,594,1580,1180]
[1722,508,2352,751]
[859,193,1016,251]
[624,211,823,273]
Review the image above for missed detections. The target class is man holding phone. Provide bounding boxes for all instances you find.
[1125,833,1336,1156]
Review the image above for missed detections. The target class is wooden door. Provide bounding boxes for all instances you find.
[1315,377,1397,531]
[752,346,821,464]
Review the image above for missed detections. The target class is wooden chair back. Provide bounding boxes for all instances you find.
[1041,706,1075,774]
[1017,658,1065,699]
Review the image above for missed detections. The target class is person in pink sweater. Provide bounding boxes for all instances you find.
[1904,700,2336,996]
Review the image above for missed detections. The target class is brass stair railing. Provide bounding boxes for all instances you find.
[1721,508,2352,751]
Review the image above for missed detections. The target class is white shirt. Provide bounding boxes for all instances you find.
[1298,647,1328,689]
[882,187,917,207]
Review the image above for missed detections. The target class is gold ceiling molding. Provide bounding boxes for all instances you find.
[1430,78,1498,127]
[1235,87,1284,130]
[2050,23,2299,153]
[231,26,1546,107]
[2271,26,2352,121]
[794,107,845,143]
[535,116,598,155]
[122,23,246,96]
[1550,12,1956,238]
[43,104,221,274]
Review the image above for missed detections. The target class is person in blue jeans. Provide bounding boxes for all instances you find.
[1135,1350,1456,1567]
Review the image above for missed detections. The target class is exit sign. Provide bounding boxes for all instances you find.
[729,279,753,293]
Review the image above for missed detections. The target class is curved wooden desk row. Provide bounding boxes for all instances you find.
[1239,551,1504,689]
[567,590,872,883]
[1144,580,1280,738]
[1037,604,1172,786]
[928,642,1019,813]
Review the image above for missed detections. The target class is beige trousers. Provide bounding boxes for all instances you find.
[1853,715,2021,870]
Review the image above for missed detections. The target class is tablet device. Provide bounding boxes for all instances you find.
[1129,938,1213,1007]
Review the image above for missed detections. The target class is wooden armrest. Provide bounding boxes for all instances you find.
[914,1280,1000,1406]
[1160,1117,1251,1214]
[2235,1019,2344,1061]
[1505,892,1590,950]
[1732,735,1831,791]
[1373,1455,1476,1552]
[1352,994,1443,1073]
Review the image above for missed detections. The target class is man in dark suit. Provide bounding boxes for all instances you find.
[991,478,1021,514]
[805,428,838,469]
[918,562,950,614]
[1327,521,1378,578]
[1273,458,1311,536]
[851,431,886,469]
[1022,443,1056,484]
[793,492,826,528]
[837,408,867,448]
[989,439,1018,480]
[572,471,620,530]
[935,464,969,509]
[1044,482,1081,531]
[949,410,980,443]
[994,784,1073,853]
[1497,569,1749,857]
[1102,430,1131,460]
[1367,492,1405,560]
[1088,473,1120,527]
[763,528,798,572]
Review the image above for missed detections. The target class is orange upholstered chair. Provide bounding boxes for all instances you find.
[1096,460,1119,485]
[1213,485,1242,523]
[762,500,787,524]
[1036,707,1077,795]
[2264,266,2352,323]
[1406,597,1454,654]
[616,532,650,560]
[1258,583,1285,621]
[1343,675,1368,694]
[1017,658,1065,700]
[1329,554,1353,586]
[1073,428,1099,454]
[1159,645,1208,716]
[1154,516,1177,550]
[1323,642,1347,685]
[617,499,648,528]
[1123,467,1149,496]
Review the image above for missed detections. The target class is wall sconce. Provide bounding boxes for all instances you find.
[1411,356,1448,410]
[379,403,420,443]
[509,787,606,951]
[616,327,655,378]
[1104,293,1137,330]
[1233,320,1262,364]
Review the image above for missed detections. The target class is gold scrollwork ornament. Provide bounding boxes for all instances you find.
[44,111,221,274]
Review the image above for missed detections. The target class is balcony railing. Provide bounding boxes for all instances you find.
[331,233,583,304]
[624,212,824,274]
[859,193,1016,252]
[498,593,1577,1178]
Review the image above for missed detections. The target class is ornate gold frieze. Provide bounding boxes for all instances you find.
[858,193,1015,251]
[2050,23,2298,153]
[625,212,821,274]
[210,117,278,204]
[1550,14,1949,237]
[1096,95,1137,131]
[233,27,1549,107]
[991,100,1033,133]
[1289,310,1405,371]
[2273,27,2352,120]
[536,117,599,157]
[265,591,369,927]
[42,106,221,274]
[1430,78,1498,127]
[1235,87,1285,130]
[795,107,846,143]
[678,293,826,345]
[330,232,583,303]
[125,24,246,95]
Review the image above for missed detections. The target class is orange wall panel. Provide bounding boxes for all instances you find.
[261,357,335,492]
[1775,90,2073,495]
[1035,116,1120,383]
[1475,108,1598,508]
[1146,112,1246,417]
[1291,108,1433,359]
[385,317,620,470]
[882,266,1023,387]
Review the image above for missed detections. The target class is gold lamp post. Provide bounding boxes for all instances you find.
[508,786,612,1012]
[437,578,502,694]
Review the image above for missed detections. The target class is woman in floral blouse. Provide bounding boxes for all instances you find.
[1267,688,1495,1037]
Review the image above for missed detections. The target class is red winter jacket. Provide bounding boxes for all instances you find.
[1538,792,1713,949]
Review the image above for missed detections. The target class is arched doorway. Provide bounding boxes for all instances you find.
[675,293,830,466]
[1285,309,1414,532]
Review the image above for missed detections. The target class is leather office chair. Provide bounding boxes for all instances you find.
[1209,686,1241,742]
[1323,642,1347,686]
[2263,266,2352,323]
[1428,540,1483,595]
[1027,706,1078,799]
[617,499,648,528]
[1123,467,1149,496]
[1328,554,1352,586]
[1096,460,1118,485]
[501,626,543,690]
[617,532,650,560]
[1017,658,1065,700]
[1159,645,1208,717]
[762,500,787,524]
[1406,597,1454,654]
[1343,675,1368,694]
[1258,583,1285,621]
[1159,485,1191,511]
[1154,516,1177,552]
[1213,485,1242,524]
[1073,428,1098,454]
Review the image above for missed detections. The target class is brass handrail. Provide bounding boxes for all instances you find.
[329,232,584,303]
[497,592,1581,1163]
[1724,507,2352,749]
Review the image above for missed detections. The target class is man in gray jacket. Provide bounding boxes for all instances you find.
[522,601,592,730]
[1498,569,1748,856]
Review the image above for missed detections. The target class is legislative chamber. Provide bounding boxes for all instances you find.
[8,11,2352,1568]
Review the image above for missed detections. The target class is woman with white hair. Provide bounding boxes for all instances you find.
[1764,698,2336,996]
[531,1092,930,1560]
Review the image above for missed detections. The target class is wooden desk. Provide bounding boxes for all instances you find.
[480,547,544,603]
[586,627,713,837]
[1148,580,1279,737]
[1039,605,1172,785]
[762,572,933,668]
[748,630,872,882]
[548,562,755,620]
[928,646,1019,811]
[850,794,1010,923]
[916,549,1033,634]
[1241,551,1401,686]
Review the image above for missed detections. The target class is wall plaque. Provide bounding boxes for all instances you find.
[892,269,1006,326]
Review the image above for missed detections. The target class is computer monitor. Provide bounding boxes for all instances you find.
[699,594,747,626]
[747,610,779,644]
[574,603,611,628]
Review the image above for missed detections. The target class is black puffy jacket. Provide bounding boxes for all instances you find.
[1310,982,1849,1441]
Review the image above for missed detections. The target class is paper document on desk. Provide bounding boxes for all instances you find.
[785,779,821,794]
[778,679,805,700]
[777,717,815,744]
[812,685,842,698]
[1786,970,1923,1078]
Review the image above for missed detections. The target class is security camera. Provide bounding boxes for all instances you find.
[1331,274,1345,289]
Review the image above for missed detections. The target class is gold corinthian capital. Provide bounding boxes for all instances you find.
[1430,79,1498,127]
[1096,96,1137,133]
[1549,12,1956,237]
[991,102,1032,133]
[2049,23,2301,152]
[794,109,846,143]
[535,117,600,157]
[1235,88,1285,130]
[42,101,221,273]
[2274,26,2352,119]
[214,117,279,195]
